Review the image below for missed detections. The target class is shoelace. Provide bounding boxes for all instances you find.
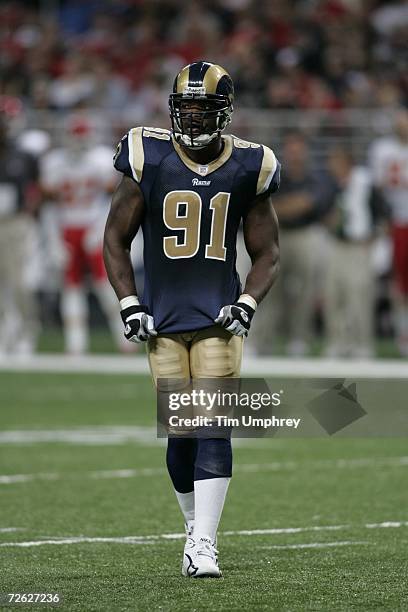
[197,541,219,559]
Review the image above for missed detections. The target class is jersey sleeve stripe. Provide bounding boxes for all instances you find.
[128,127,144,183]
[256,145,277,196]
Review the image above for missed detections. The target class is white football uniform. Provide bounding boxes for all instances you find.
[41,144,126,354]
[41,145,118,228]
[369,137,408,225]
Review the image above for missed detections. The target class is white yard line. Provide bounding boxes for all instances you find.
[0,426,162,446]
[225,525,347,536]
[0,528,23,533]
[1,354,407,378]
[89,467,166,479]
[0,427,274,447]
[236,456,408,472]
[227,522,408,537]
[0,537,154,547]
[261,541,369,550]
[0,522,407,548]
[366,521,408,529]
[0,455,407,486]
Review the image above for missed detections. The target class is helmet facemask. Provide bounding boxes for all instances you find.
[169,94,233,149]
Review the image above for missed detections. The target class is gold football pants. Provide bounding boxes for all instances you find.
[147,326,243,385]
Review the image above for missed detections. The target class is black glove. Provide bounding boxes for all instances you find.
[214,300,255,337]
[120,305,157,343]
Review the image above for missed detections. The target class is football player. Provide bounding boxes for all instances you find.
[104,61,280,577]
[41,115,127,354]
[369,109,408,356]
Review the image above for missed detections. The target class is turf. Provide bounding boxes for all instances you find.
[0,372,407,611]
[36,328,403,359]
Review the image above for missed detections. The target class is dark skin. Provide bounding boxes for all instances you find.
[104,115,279,309]
[103,175,142,300]
[242,190,280,304]
[178,99,224,164]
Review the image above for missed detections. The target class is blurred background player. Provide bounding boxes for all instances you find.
[370,110,408,356]
[0,113,40,355]
[40,114,126,354]
[252,131,335,356]
[323,147,387,358]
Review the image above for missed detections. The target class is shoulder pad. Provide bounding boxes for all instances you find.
[142,126,171,141]
[231,135,262,150]
[256,144,280,196]
[113,127,144,183]
[113,126,172,183]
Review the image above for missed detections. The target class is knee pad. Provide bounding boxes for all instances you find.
[195,438,232,479]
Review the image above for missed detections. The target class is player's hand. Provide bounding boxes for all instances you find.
[215,300,255,337]
[120,305,157,343]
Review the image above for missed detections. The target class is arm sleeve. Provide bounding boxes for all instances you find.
[113,128,144,183]
[268,160,281,195]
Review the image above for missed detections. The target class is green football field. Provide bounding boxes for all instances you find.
[0,372,407,611]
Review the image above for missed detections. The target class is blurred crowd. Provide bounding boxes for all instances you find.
[1,0,407,117]
[0,0,407,358]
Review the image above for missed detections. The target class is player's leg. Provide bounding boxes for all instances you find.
[60,228,89,354]
[147,335,196,530]
[347,244,374,358]
[185,327,242,577]
[166,436,197,532]
[286,226,320,356]
[0,217,10,353]
[2,213,38,354]
[323,239,346,357]
[193,436,232,533]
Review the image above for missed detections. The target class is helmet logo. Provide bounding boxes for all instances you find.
[183,85,206,96]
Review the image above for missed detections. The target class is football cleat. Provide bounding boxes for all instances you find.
[182,522,195,577]
[182,536,221,578]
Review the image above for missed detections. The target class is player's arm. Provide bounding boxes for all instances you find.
[103,175,142,298]
[243,191,280,303]
[103,175,156,343]
[215,192,279,337]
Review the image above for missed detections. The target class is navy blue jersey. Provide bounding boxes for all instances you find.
[114,127,280,334]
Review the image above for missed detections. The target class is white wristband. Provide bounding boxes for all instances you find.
[238,293,257,311]
[120,295,140,310]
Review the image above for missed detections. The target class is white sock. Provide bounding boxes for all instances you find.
[61,287,88,354]
[194,477,230,543]
[174,490,194,530]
